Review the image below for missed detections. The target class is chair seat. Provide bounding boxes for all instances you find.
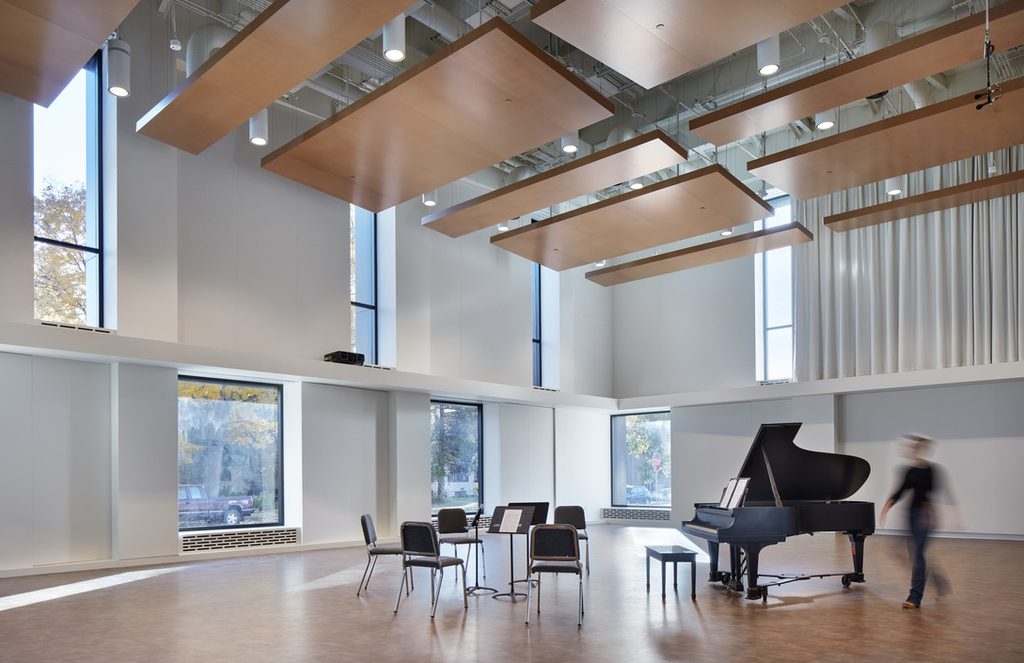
[439,535,482,546]
[369,544,404,556]
[406,555,463,569]
[530,560,582,574]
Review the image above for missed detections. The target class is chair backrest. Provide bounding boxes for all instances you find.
[436,508,468,534]
[530,524,579,562]
[401,521,440,558]
[360,513,377,546]
[553,505,586,530]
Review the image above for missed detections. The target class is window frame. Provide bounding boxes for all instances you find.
[350,206,378,364]
[754,195,794,383]
[609,411,672,509]
[177,375,285,532]
[429,399,484,516]
[531,261,542,387]
[33,51,105,327]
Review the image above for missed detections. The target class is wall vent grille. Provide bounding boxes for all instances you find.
[181,527,300,553]
[602,507,671,521]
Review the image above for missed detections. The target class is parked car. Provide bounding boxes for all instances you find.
[178,484,255,526]
[626,485,652,505]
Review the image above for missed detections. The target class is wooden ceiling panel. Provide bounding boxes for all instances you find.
[587,223,813,286]
[422,131,688,237]
[490,164,772,270]
[0,0,141,106]
[136,0,412,154]
[690,1,1024,145]
[748,77,1024,200]
[261,19,614,212]
[824,170,1024,232]
[531,0,846,89]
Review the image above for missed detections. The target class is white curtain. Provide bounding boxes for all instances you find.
[794,147,1023,381]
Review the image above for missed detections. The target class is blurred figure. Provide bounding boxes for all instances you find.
[880,434,954,609]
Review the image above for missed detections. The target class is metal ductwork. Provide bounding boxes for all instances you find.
[185,22,236,76]
[409,3,472,44]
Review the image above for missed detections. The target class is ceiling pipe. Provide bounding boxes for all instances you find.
[185,22,236,76]
[408,2,470,44]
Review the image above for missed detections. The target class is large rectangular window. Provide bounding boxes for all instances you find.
[611,412,671,507]
[33,53,104,327]
[755,196,794,382]
[177,378,283,530]
[351,205,377,363]
[430,401,482,514]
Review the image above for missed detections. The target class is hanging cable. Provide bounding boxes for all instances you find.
[975,0,1001,110]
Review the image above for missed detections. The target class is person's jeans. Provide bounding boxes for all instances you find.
[908,507,930,605]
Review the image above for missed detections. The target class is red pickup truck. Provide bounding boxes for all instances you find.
[178,484,255,526]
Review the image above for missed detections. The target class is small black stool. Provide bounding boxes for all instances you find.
[645,545,697,601]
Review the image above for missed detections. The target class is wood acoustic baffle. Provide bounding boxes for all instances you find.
[0,0,141,106]
[824,170,1024,232]
[530,0,846,89]
[261,19,614,213]
[690,0,1024,146]
[137,0,412,154]
[586,223,813,286]
[748,77,1024,201]
[491,164,772,271]
[422,131,688,237]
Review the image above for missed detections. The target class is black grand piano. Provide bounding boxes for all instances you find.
[681,422,874,603]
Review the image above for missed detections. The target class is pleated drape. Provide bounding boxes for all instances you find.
[794,147,1023,381]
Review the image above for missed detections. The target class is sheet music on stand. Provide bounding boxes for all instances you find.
[718,477,751,509]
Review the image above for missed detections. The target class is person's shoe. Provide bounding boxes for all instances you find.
[902,600,920,609]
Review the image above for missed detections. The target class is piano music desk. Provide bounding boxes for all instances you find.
[645,545,697,601]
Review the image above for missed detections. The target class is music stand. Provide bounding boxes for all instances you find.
[488,505,534,601]
[466,508,497,596]
[508,501,549,585]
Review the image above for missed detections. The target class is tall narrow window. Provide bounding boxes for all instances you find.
[33,53,104,327]
[351,205,378,363]
[611,412,671,507]
[430,401,483,514]
[532,262,542,386]
[754,196,794,382]
[177,378,284,531]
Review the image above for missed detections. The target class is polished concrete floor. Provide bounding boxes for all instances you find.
[1,525,1021,662]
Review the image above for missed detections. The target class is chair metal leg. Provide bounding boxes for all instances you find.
[585,539,590,574]
[525,570,533,624]
[430,569,436,605]
[431,569,443,619]
[536,573,541,613]
[365,555,380,591]
[357,554,373,596]
[394,564,408,614]
[461,562,468,610]
[578,573,584,627]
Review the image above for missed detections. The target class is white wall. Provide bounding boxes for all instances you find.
[0,94,33,325]
[554,408,610,522]
[612,256,755,398]
[387,390,432,535]
[495,403,555,509]
[559,268,613,397]
[839,380,1024,537]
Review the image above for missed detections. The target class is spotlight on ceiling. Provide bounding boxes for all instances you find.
[814,109,836,131]
[169,37,182,52]
[594,260,606,267]
[560,131,579,154]
[885,176,904,197]
[248,108,269,146]
[497,222,510,232]
[421,190,437,207]
[106,39,131,97]
[757,35,781,77]
[721,229,734,237]
[383,14,406,63]
[628,177,644,190]
[988,155,999,175]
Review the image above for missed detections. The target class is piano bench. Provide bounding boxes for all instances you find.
[645,545,697,601]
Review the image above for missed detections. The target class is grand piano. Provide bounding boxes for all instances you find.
[681,422,874,603]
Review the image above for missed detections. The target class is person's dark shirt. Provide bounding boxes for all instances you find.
[889,464,939,511]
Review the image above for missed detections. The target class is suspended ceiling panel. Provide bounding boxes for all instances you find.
[136,0,412,154]
[261,19,614,212]
[690,0,1024,146]
[491,164,772,271]
[530,0,846,89]
[421,131,688,237]
[587,223,813,286]
[824,170,1024,232]
[0,0,141,106]
[748,77,1024,201]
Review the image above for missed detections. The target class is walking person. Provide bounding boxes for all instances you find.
[879,434,954,609]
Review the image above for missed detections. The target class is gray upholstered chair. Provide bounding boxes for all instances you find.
[437,507,486,581]
[394,521,467,618]
[554,505,590,574]
[357,513,404,596]
[525,524,583,627]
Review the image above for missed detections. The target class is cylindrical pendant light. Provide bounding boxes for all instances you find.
[497,222,510,232]
[757,35,780,76]
[106,39,131,97]
[885,176,904,196]
[421,190,437,207]
[628,177,644,190]
[248,108,269,146]
[383,14,406,63]
[560,130,579,154]
[814,109,836,131]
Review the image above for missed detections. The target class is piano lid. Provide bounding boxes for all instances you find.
[738,423,870,503]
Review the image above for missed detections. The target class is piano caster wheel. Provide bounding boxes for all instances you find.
[841,574,853,588]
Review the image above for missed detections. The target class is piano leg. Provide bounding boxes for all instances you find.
[845,532,867,585]
[727,545,744,592]
[706,542,722,582]
[742,544,768,601]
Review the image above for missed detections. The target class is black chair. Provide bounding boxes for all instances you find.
[357,513,403,596]
[437,508,486,581]
[554,505,590,574]
[525,524,583,627]
[394,521,467,618]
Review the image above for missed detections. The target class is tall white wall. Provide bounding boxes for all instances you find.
[495,403,555,509]
[560,269,613,397]
[554,408,611,522]
[612,257,755,398]
[839,380,1024,537]
[387,390,432,535]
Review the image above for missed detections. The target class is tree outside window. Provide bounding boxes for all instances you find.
[430,402,482,513]
[611,412,671,507]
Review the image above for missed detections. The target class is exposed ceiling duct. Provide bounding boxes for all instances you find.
[184,21,235,76]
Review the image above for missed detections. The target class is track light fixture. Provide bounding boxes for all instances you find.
[249,108,269,146]
[885,176,904,197]
[721,229,734,237]
[106,38,131,97]
[628,177,644,190]
[757,35,780,76]
[814,109,836,131]
[383,14,406,63]
[594,260,606,267]
[422,190,437,207]
[560,131,579,154]
[497,222,510,232]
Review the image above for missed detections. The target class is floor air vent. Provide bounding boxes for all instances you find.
[181,527,300,553]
